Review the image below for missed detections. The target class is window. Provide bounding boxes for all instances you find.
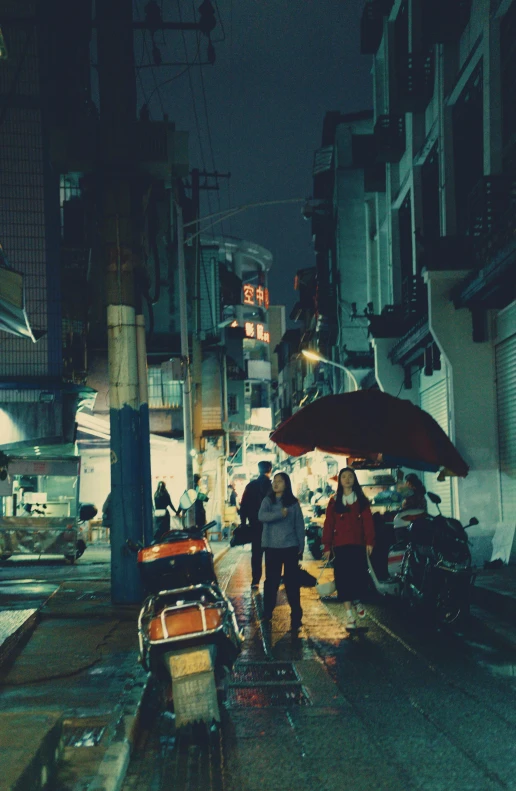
[452,63,483,235]
[148,366,183,409]
[421,144,440,246]
[398,192,413,284]
[501,1,516,151]
[228,394,239,415]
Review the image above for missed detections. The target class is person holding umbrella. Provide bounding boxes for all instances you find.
[322,467,375,630]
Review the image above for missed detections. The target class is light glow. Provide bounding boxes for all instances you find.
[302,350,323,362]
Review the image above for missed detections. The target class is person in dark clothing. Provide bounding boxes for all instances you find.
[401,473,427,511]
[227,483,238,509]
[102,493,112,528]
[239,460,273,588]
[153,481,178,541]
[193,474,209,529]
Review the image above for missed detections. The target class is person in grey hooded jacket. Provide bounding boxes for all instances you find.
[258,472,305,632]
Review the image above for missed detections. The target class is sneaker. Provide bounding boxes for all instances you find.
[345,610,357,630]
[251,583,259,590]
[354,601,366,619]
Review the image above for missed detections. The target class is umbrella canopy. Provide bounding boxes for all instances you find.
[270,391,469,477]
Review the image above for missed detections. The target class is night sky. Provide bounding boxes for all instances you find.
[136,0,372,317]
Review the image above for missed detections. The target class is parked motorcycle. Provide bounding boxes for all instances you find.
[303,503,327,560]
[368,492,478,626]
[132,488,243,729]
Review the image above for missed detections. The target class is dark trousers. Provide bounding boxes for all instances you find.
[251,525,264,585]
[333,544,368,602]
[263,546,302,625]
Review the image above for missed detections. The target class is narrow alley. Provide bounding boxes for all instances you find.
[121,548,516,791]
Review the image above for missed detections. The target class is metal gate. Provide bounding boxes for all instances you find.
[495,333,516,521]
[420,377,453,516]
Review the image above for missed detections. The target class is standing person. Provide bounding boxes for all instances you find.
[193,474,209,529]
[227,482,238,509]
[322,467,375,630]
[401,473,427,511]
[153,481,178,541]
[258,472,305,632]
[239,460,273,588]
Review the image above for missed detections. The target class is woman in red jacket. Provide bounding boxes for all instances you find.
[322,467,375,630]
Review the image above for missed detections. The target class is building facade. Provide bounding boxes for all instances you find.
[287,0,516,560]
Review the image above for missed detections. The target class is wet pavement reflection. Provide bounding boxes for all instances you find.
[122,548,516,791]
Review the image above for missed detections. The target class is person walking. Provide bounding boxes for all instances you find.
[193,473,209,529]
[322,467,375,630]
[258,472,305,632]
[239,460,273,588]
[153,481,178,541]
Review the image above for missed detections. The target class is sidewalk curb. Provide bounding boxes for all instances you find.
[471,582,516,620]
[88,668,151,791]
[0,609,39,671]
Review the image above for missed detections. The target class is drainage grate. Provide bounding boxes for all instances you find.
[227,685,310,708]
[231,662,299,684]
[63,726,106,747]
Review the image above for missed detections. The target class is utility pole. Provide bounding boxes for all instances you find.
[97,0,144,603]
[176,201,195,491]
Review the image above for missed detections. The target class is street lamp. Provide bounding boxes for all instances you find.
[301,349,359,392]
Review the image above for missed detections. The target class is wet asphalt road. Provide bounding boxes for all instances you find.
[0,546,111,610]
[121,548,516,791]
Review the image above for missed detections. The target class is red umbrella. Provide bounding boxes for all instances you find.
[270,391,469,477]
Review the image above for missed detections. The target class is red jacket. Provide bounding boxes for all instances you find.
[322,496,375,551]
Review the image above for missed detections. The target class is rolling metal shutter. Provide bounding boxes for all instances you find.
[496,334,516,520]
[420,378,453,516]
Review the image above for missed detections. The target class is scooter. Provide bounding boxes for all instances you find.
[133,488,243,729]
[368,492,479,626]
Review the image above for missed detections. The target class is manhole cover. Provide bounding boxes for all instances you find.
[77,592,111,602]
[63,725,106,747]
[227,685,310,708]
[231,662,299,683]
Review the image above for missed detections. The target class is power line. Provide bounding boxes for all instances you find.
[176,0,214,222]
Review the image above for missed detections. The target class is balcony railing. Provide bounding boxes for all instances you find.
[374,115,406,163]
[401,275,428,322]
[360,0,393,54]
[397,51,435,113]
[468,174,516,267]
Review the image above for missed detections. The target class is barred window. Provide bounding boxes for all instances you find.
[148,366,182,409]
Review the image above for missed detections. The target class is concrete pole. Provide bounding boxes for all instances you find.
[98,0,143,602]
[176,203,194,490]
[136,314,153,545]
[107,303,143,602]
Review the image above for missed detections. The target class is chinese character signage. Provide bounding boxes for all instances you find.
[244,322,270,343]
[242,283,270,309]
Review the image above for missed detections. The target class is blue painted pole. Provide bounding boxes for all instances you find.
[136,314,154,546]
[108,303,144,603]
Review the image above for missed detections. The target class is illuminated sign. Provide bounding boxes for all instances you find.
[244,322,270,343]
[242,283,270,309]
